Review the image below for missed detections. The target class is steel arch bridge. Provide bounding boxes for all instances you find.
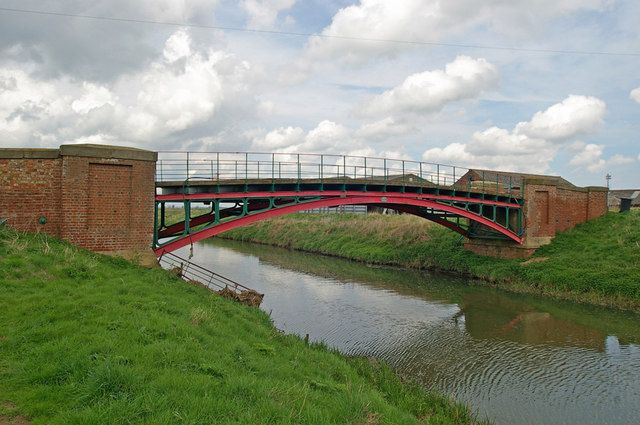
[153,152,525,255]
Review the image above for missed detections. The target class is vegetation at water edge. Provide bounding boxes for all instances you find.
[0,226,482,424]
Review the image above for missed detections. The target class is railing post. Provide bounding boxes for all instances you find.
[436,164,440,187]
[364,157,367,180]
[216,152,219,180]
[297,154,301,182]
[452,166,456,187]
[343,156,346,182]
[320,155,324,184]
[271,153,275,186]
[384,158,387,188]
[235,160,238,180]
[160,160,163,181]
[186,152,190,180]
[402,160,405,186]
[257,160,260,179]
[245,153,248,185]
[210,159,214,180]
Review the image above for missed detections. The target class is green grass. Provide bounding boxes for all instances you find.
[0,227,482,425]
[221,211,640,311]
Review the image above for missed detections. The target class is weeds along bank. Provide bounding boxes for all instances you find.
[221,211,640,312]
[0,227,481,425]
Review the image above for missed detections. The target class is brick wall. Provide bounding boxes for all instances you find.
[0,151,63,236]
[0,144,156,255]
[524,179,608,240]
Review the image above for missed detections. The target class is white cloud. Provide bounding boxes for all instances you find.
[630,87,640,103]
[607,154,635,166]
[302,120,351,152]
[422,95,607,173]
[355,117,414,140]
[303,0,609,65]
[0,29,256,148]
[250,126,304,150]
[569,143,605,172]
[163,30,193,62]
[514,95,606,141]
[71,83,117,115]
[249,119,408,157]
[362,56,497,116]
[242,0,296,28]
[132,31,225,135]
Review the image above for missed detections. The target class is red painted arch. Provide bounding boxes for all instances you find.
[155,195,521,255]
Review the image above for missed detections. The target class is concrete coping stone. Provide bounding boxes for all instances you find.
[0,148,60,159]
[59,144,157,161]
[583,186,609,192]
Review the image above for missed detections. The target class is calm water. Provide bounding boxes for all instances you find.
[174,239,640,425]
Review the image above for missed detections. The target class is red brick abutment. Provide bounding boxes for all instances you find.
[0,144,156,262]
[1,144,608,259]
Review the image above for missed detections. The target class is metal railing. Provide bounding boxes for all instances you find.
[158,251,255,294]
[155,151,524,197]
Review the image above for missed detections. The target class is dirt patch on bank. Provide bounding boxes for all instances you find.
[521,257,548,266]
[218,287,264,307]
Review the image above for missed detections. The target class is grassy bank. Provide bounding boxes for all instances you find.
[0,227,481,424]
[221,211,640,311]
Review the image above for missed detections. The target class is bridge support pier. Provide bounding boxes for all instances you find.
[465,177,608,258]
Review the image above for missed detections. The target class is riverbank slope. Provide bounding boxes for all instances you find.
[221,211,640,311]
[0,227,480,424]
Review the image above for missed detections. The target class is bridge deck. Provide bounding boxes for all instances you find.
[156,177,524,203]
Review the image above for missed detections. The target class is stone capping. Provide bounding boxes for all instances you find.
[523,176,608,193]
[60,144,158,161]
[0,144,158,161]
[584,186,609,192]
[0,148,60,159]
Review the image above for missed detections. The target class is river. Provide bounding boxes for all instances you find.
[173,238,640,425]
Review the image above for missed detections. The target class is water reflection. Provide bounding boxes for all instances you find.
[174,238,640,425]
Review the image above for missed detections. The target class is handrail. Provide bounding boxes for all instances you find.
[155,151,526,198]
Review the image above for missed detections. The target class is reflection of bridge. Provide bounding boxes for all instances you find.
[0,144,608,259]
[153,151,607,258]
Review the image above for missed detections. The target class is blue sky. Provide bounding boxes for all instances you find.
[0,1,638,188]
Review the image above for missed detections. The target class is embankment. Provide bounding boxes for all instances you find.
[221,211,640,311]
[0,226,481,424]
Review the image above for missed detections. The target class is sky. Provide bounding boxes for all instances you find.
[0,0,638,188]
